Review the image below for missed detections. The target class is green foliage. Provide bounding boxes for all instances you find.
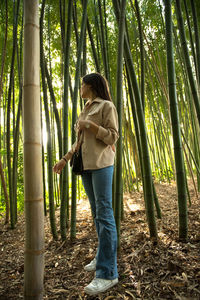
[152,167,174,183]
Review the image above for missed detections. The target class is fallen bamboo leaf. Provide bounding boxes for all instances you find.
[161,281,186,288]
[52,288,69,294]
[56,241,66,251]
[125,290,136,299]
[193,288,200,295]
[168,286,182,300]
[136,281,141,296]
[182,272,188,282]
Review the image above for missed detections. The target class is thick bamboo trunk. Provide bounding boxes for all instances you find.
[23,0,44,298]
[115,0,126,247]
[112,0,157,238]
[165,0,188,240]
[175,0,200,127]
[61,0,73,241]
[71,0,88,240]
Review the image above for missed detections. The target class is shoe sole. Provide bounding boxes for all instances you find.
[84,279,118,295]
[84,268,96,272]
[84,266,96,271]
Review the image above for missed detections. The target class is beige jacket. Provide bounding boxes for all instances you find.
[65,97,119,170]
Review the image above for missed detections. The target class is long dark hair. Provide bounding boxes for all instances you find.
[82,73,112,101]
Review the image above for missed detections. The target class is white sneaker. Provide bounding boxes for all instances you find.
[84,277,118,295]
[84,258,96,271]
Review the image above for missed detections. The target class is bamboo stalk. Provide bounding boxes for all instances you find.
[40,0,58,240]
[7,0,20,229]
[175,0,200,127]
[115,0,126,247]
[113,1,158,238]
[71,0,88,240]
[165,0,188,240]
[61,0,73,241]
[23,0,44,298]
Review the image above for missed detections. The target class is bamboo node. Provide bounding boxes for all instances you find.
[25,197,44,202]
[24,22,39,30]
[23,142,42,147]
[25,248,45,255]
[23,84,40,88]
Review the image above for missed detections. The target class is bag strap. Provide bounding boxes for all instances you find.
[75,131,83,152]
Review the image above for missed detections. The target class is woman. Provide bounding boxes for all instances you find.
[53,73,119,295]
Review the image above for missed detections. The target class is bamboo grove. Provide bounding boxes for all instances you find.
[1,0,200,244]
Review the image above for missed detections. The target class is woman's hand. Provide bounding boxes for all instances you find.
[77,120,90,131]
[53,159,66,174]
[77,120,99,135]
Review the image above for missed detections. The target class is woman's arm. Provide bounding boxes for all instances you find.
[53,150,73,174]
[77,103,119,146]
[95,102,119,145]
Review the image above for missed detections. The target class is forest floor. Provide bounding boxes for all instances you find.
[0,181,200,300]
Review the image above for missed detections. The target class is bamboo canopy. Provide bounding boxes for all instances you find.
[23,0,44,298]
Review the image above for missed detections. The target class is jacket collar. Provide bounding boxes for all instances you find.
[85,97,104,107]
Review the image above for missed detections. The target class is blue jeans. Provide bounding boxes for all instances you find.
[81,165,118,280]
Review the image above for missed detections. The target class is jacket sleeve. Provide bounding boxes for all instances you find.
[62,141,77,161]
[96,102,119,145]
[68,141,77,154]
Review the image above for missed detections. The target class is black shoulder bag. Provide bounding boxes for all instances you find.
[70,133,84,175]
[70,147,83,175]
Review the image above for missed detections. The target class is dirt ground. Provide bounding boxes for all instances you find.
[0,181,200,300]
